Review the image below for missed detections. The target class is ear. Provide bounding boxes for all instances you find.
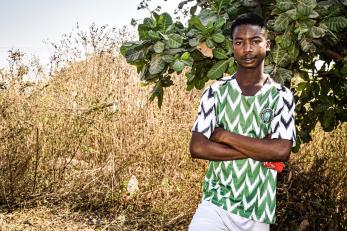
[266,39,270,51]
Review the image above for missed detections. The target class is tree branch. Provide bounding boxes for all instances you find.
[312,40,344,60]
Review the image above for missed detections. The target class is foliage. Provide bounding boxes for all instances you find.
[121,0,347,148]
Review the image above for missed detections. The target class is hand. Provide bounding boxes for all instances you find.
[210,127,227,143]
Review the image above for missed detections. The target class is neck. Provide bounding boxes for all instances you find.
[235,63,266,86]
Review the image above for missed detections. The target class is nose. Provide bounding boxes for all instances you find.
[243,41,252,53]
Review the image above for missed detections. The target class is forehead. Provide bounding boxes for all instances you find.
[232,24,267,39]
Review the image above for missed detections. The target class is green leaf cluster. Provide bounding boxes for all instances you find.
[121,0,347,147]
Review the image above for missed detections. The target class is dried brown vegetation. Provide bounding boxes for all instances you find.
[0,25,346,230]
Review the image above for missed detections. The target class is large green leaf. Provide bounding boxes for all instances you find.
[165,34,184,48]
[285,8,298,20]
[190,5,198,15]
[212,33,225,43]
[181,52,190,61]
[272,67,293,84]
[195,79,206,90]
[149,81,164,108]
[319,109,335,132]
[149,54,166,74]
[138,24,149,40]
[153,41,165,53]
[189,38,200,47]
[187,28,199,37]
[322,16,347,32]
[226,2,241,18]
[288,44,300,61]
[297,0,317,16]
[158,13,173,32]
[125,50,145,62]
[172,59,185,72]
[120,41,150,62]
[273,13,292,32]
[143,17,156,29]
[299,38,316,52]
[276,0,295,11]
[224,38,232,55]
[308,10,319,18]
[205,38,215,48]
[309,26,326,38]
[227,59,237,74]
[216,0,229,13]
[207,60,229,79]
[139,64,148,81]
[275,34,293,48]
[120,41,141,56]
[214,17,226,29]
[189,16,206,32]
[199,9,218,26]
[272,46,291,67]
[213,48,228,60]
[181,57,194,66]
[294,25,309,40]
[161,54,175,63]
[148,30,160,41]
[163,48,186,55]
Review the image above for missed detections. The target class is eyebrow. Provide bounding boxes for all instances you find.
[234,36,263,40]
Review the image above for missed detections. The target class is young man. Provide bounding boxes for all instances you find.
[188,13,296,231]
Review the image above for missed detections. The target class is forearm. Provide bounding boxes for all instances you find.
[190,132,248,161]
[221,132,291,162]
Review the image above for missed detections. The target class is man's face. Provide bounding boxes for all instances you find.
[232,24,270,69]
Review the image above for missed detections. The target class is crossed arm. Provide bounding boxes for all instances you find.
[189,128,292,162]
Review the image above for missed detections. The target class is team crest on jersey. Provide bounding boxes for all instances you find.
[260,108,274,124]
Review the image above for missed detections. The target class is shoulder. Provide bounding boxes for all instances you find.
[269,79,295,102]
[269,80,295,111]
[201,75,235,98]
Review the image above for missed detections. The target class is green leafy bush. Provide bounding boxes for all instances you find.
[121,0,347,149]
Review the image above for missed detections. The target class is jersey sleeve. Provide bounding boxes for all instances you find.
[191,86,217,139]
[271,87,296,147]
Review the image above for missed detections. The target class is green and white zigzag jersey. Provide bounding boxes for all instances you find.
[192,75,296,224]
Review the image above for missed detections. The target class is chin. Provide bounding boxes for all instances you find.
[239,63,259,69]
[238,60,264,69]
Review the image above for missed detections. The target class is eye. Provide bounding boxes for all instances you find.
[252,40,261,44]
[234,41,242,45]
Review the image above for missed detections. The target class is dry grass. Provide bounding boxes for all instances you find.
[0,25,346,231]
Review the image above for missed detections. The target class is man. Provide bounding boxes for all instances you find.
[188,13,296,231]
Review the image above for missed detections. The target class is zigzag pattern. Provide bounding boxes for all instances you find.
[271,85,296,146]
[198,78,296,224]
[192,77,233,138]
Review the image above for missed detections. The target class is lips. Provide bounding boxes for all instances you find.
[242,56,256,63]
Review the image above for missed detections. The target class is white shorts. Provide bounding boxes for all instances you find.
[189,200,270,231]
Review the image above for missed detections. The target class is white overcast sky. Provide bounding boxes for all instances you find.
[0,0,188,67]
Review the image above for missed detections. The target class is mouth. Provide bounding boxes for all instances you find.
[242,56,256,63]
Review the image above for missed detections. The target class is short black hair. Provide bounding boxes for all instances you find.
[230,13,267,38]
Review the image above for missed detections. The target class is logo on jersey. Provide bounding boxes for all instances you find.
[260,108,274,124]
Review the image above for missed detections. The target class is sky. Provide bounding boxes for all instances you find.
[0,0,186,67]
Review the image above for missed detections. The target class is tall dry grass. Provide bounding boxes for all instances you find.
[0,25,346,230]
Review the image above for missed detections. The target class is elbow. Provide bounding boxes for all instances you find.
[189,139,205,159]
[189,142,201,159]
[189,132,209,160]
[277,149,291,162]
[270,140,292,162]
